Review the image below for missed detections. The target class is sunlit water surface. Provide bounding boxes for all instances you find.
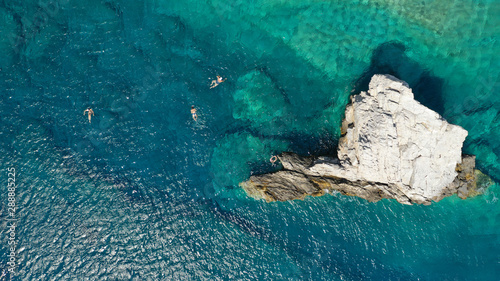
[0,0,499,280]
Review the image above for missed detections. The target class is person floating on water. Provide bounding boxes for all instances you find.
[83,108,94,123]
[270,155,278,165]
[191,106,198,122]
[210,75,226,89]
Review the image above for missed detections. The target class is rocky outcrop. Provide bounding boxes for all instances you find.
[240,74,491,205]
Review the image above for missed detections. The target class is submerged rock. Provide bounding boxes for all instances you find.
[240,74,492,205]
[233,70,287,125]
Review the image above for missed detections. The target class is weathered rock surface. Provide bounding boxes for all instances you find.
[240,74,491,205]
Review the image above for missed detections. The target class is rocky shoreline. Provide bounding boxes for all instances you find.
[241,75,492,205]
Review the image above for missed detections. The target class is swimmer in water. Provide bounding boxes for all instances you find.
[270,155,278,165]
[191,106,198,122]
[210,75,226,89]
[83,108,94,123]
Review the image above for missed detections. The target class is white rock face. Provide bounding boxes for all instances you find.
[310,74,467,201]
[241,74,479,205]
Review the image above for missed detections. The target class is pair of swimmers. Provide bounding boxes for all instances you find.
[191,75,227,121]
[86,105,198,124]
[83,76,225,123]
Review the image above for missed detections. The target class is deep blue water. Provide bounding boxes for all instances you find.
[0,0,499,280]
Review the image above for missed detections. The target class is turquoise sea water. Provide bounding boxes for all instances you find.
[0,0,499,279]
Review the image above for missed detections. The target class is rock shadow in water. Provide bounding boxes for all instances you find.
[285,130,338,158]
[353,42,445,115]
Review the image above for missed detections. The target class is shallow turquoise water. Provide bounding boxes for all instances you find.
[0,0,499,280]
